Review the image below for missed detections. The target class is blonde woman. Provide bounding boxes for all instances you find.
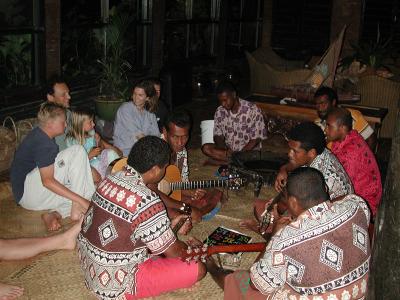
[113,80,161,156]
[66,108,122,183]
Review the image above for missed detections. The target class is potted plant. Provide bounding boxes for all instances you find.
[340,25,392,76]
[94,9,132,121]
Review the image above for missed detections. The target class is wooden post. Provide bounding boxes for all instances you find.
[367,103,400,299]
[44,0,61,78]
[330,0,362,56]
[216,0,228,67]
[151,0,165,76]
[261,0,273,48]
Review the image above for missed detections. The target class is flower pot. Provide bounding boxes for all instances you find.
[94,96,124,121]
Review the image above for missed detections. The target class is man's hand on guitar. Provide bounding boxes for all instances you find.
[171,214,192,235]
[186,236,204,248]
[190,207,202,223]
[274,168,288,192]
[271,205,292,235]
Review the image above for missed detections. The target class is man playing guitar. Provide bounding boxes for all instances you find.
[150,110,224,222]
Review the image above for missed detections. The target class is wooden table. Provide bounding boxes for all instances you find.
[247,94,388,140]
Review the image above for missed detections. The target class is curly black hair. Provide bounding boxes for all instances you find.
[164,109,192,132]
[287,167,330,208]
[288,122,326,155]
[127,136,170,174]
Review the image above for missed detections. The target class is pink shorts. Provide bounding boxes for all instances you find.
[125,256,199,299]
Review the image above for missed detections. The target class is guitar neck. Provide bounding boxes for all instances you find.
[207,243,266,256]
[171,179,229,191]
[172,216,190,234]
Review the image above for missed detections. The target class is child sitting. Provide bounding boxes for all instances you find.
[66,108,122,183]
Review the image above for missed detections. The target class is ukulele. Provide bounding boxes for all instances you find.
[172,203,192,234]
[182,243,266,262]
[158,165,244,201]
[258,193,283,235]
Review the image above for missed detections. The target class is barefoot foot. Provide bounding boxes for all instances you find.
[41,211,62,231]
[60,216,84,250]
[0,282,24,300]
[239,219,260,234]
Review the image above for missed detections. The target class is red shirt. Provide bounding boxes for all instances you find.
[331,130,382,216]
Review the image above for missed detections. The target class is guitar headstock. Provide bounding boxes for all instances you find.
[182,244,209,263]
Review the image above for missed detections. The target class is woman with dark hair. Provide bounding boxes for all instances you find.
[147,77,170,131]
[113,80,161,156]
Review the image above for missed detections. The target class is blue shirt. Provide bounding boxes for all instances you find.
[113,102,160,156]
[10,127,59,202]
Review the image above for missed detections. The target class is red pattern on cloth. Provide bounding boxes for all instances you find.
[331,130,382,216]
[77,165,176,299]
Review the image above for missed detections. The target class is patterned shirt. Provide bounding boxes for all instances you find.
[310,148,354,199]
[214,99,267,152]
[331,130,382,216]
[77,166,176,300]
[250,194,371,299]
[175,148,189,182]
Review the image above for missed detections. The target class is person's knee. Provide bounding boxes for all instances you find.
[197,262,207,281]
[201,143,215,156]
[0,240,6,260]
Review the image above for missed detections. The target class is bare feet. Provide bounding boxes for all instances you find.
[41,211,62,231]
[239,219,260,234]
[70,200,89,221]
[0,282,24,300]
[60,217,84,250]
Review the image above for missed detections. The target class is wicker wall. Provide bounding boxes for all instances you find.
[356,75,400,138]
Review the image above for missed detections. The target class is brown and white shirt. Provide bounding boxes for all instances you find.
[250,194,371,299]
[310,148,354,200]
[77,165,175,300]
[175,148,189,182]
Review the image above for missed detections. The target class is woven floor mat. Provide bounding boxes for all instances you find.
[0,148,276,299]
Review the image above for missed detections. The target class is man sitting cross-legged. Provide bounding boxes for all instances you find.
[77,136,206,299]
[325,108,382,217]
[10,102,95,231]
[0,218,82,300]
[202,81,267,164]
[240,122,354,233]
[153,110,224,222]
[208,167,371,299]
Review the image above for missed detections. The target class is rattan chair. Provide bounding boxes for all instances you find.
[355,75,400,138]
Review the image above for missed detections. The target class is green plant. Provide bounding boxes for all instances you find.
[95,9,132,100]
[341,25,392,70]
[0,34,31,88]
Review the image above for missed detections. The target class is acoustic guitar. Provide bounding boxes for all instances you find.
[182,243,266,262]
[158,165,244,201]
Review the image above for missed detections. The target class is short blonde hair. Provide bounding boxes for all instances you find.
[37,102,66,127]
